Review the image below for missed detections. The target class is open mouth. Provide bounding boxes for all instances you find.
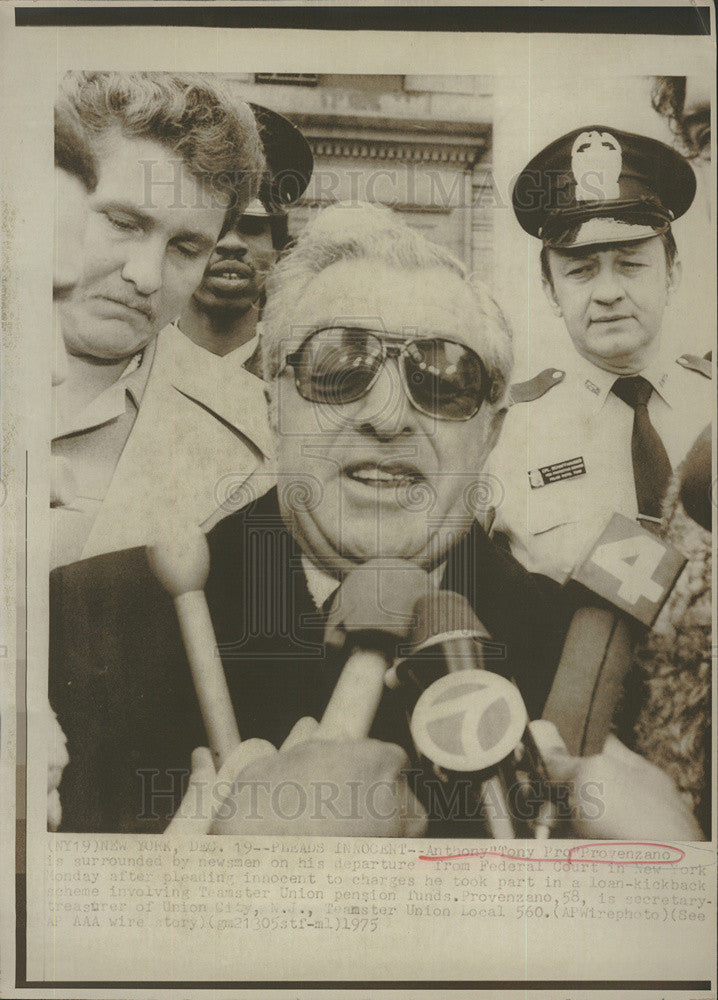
[209,269,251,283]
[207,260,252,280]
[343,461,425,488]
[203,262,254,295]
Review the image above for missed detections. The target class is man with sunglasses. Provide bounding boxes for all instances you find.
[51,202,578,834]
[53,203,701,841]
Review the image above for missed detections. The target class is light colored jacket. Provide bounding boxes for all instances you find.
[81,324,275,558]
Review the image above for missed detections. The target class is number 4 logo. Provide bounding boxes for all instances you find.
[590,533,665,605]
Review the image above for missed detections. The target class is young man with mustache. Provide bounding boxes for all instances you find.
[179,105,311,362]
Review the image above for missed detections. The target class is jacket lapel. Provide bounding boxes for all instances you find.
[82,327,275,558]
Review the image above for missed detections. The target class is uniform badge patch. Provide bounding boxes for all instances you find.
[528,456,586,489]
[571,130,622,202]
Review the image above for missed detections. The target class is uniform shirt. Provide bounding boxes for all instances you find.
[485,349,713,583]
[51,345,156,569]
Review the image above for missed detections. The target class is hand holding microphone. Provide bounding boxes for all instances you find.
[165,556,432,836]
[530,720,704,841]
[168,716,427,838]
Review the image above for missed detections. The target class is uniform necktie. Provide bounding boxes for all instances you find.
[611,375,672,519]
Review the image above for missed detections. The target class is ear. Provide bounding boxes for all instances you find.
[667,257,682,299]
[542,274,563,317]
[486,405,508,453]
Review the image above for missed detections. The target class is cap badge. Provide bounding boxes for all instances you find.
[571,131,622,203]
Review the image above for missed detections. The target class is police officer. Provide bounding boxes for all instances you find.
[486,125,713,582]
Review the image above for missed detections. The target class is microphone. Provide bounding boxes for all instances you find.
[391,590,531,838]
[318,559,431,740]
[679,424,711,532]
[543,512,687,756]
[148,525,241,769]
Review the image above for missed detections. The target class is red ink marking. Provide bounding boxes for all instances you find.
[418,842,685,866]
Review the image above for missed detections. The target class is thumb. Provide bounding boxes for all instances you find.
[216,739,277,785]
[281,716,320,750]
[529,720,579,784]
[165,746,219,835]
[190,746,215,775]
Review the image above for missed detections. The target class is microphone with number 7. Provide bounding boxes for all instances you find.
[388,590,534,838]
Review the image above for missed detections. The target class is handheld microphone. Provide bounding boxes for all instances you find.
[543,512,687,756]
[679,424,711,532]
[319,559,431,740]
[148,525,241,769]
[391,590,532,838]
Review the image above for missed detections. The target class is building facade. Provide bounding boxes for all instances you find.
[229,74,494,278]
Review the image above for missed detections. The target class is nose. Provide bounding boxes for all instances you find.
[352,359,418,441]
[214,227,249,257]
[120,237,164,296]
[591,261,625,305]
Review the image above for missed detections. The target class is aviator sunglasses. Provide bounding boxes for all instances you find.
[284,326,494,422]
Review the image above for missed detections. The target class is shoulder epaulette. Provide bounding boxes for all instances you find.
[676,354,713,379]
[509,367,565,405]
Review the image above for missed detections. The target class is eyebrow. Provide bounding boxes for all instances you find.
[554,250,598,267]
[94,200,153,228]
[556,242,649,266]
[172,229,216,251]
[95,200,217,249]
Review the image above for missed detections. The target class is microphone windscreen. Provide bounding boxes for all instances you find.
[679,424,712,532]
[409,590,489,651]
[323,558,431,654]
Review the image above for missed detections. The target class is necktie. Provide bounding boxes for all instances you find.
[611,375,672,519]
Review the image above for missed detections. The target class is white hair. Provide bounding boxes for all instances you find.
[261,202,514,414]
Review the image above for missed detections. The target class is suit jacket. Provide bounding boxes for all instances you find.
[50,489,571,835]
[81,324,275,559]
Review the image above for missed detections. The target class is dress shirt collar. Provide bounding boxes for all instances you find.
[302,555,341,611]
[568,344,676,413]
[301,554,446,612]
[160,323,275,459]
[227,334,260,370]
[638,352,677,407]
[568,354,619,413]
[54,341,156,439]
[123,341,156,408]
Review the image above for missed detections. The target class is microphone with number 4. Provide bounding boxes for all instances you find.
[543,512,687,758]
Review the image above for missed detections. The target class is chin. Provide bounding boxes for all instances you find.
[78,327,148,360]
[339,519,430,566]
[588,336,645,367]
